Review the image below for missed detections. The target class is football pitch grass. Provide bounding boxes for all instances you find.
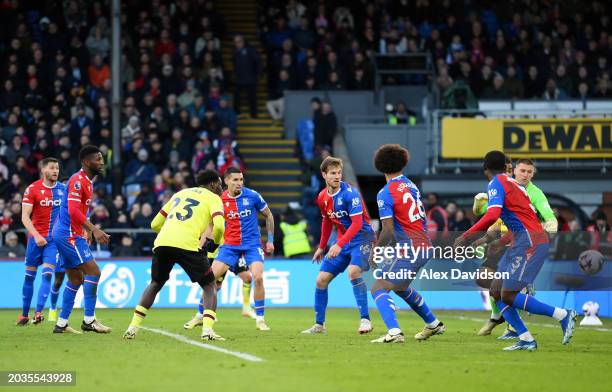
[1,308,611,392]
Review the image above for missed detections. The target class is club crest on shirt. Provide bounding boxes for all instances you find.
[337,198,343,205]
[377,199,384,208]
[74,181,81,190]
[41,190,45,194]
[243,198,249,206]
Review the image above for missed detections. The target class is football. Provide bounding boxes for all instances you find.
[578,250,605,275]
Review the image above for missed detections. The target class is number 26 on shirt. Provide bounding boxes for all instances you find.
[402,192,426,223]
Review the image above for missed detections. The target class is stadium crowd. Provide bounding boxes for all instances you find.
[0,0,245,253]
[0,0,610,256]
[259,0,611,102]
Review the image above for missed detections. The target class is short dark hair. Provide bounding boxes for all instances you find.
[483,150,507,172]
[505,155,513,165]
[516,158,535,166]
[224,166,242,179]
[79,145,101,162]
[197,169,221,187]
[374,144,410,174]
[320,156,343,173]
[41,157,59,167]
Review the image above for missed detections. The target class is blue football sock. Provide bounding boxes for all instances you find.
[314,288,328,325]
[35,267,53,313]
[83,275,99,318]
[254,299,265,317]
[373,289,400,330]
[22,270,36,317]
[512,293,555,317]
[396,288,436,324]
[50,285,61,310]
[351,278,370,320]
[198,298,204,315]
[59,282,81,321]
[496,300,528,335]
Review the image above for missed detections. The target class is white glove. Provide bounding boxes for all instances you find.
[543,219,558,234]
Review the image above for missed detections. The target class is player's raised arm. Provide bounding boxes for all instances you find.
[21,188,46,247]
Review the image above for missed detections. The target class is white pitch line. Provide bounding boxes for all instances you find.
[140,326,265,362]
[447,315,612,332]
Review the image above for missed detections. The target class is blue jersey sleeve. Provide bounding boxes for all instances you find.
[253,190,267,211]
[377,188,394,220]
[487,176,505,209]
[345,189,363,216]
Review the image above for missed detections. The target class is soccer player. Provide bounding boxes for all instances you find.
[455,150,576,351]
[471,157,514,336]
[204,167,275,334]
[368,145,445,343]
[17,158,66,325]
[51,145,111,334]
[183,222,256,329]
[301,156,375,334]
[473,158,558,338]
[124,170,225,340]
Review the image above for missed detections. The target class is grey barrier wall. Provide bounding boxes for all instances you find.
[343,124,428,175]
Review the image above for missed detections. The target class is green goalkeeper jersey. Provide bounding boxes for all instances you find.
[525,182,555,222]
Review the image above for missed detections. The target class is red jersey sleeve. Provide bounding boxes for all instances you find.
[67,178,83,203]
[22,184,36,205]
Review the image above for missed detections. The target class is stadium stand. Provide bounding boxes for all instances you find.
[0,0,610,255]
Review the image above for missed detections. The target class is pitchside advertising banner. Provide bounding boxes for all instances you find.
[0,258,610,316]
[441,117,612,158]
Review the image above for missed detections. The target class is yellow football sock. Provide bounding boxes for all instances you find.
[242,283,251,308]
[130,305,148,328]
[202,310,216,329]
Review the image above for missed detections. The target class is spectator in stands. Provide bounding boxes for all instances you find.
[450,208,471,232]
[587,212,611,256]
[425,193,449,241]
[543,78,569,100]
[523,66,544,99]
[85,24,109,59]
[505,66,524,99]
[112,234,141,257]
[481,73,509,99]
[0,231,25,258]
[594,78,611,98]
[125,149,156,185]
[555,220,590,260]
[313,100,337,150]
[88,54,110,89]
[215,96,237,132]
[232,35,260,118]
[266,69,292,122]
